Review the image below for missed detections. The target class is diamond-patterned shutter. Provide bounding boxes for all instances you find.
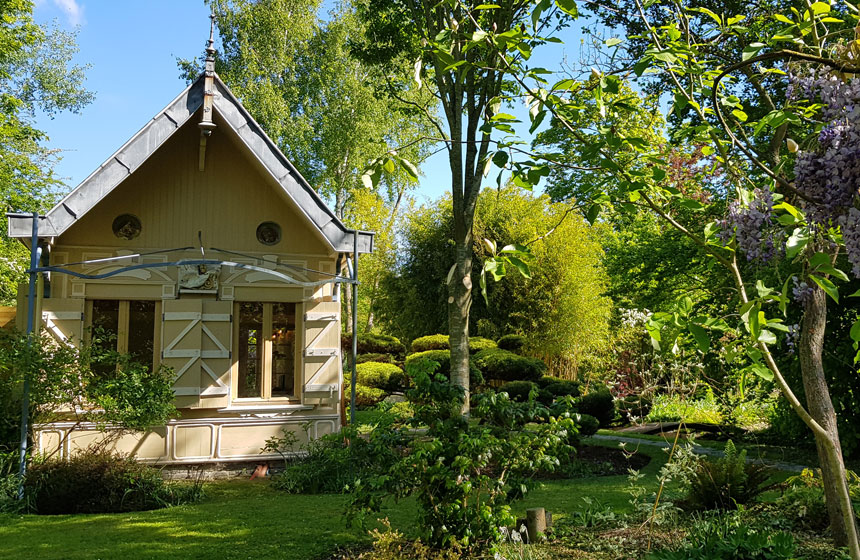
[41,299,84,346]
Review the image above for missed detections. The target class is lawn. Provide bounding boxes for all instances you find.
[0,441,668,560]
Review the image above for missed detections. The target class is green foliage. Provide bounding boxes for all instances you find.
[0,0,94,304]
[22,451,202,514]
[270,425,408,495]
[347,362,577,553]
[0,329,176,450]
[772,469,860,531]
[357,352,393,364]
[375,188,612,374]
[472,348,546,382]
[497,334,526,353]
[572,413,600,437]
[467,337,497,353]
[497,380,538,402]
[573,389,616,427]
[410,335,496,354]
[356,362,407,392]
[357,333,407,358]
[410,334,449,353]
[353,384,386,408]
[404,350,484,388]
[686,441,772,511]
[647,511,796,560]
[543,379,581,399]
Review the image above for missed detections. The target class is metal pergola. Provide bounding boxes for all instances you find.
[15,212,363,498]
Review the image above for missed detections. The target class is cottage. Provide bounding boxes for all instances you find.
[7,32,371,465]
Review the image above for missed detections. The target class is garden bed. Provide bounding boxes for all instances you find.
[538,444,652,479]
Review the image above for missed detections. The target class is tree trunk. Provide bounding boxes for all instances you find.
[799,285,858,548]
[448,236,473,415]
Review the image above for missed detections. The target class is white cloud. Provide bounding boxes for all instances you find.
[52,0,85,26]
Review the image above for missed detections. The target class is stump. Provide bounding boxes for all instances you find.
[526,507,547,543]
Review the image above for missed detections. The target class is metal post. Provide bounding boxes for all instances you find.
[19,212,40,499]
[349,232,358,425]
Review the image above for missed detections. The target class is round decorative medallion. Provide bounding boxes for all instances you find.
[112,214,142,240]
[256,221,282,245]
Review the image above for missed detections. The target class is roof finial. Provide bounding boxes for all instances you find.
[205,11,216,75]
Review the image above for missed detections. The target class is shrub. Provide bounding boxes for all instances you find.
[544,379,581,398]
[404,350,484,388]
[574,389,616,427]
[343,333,407,358]
[411,334,450,352]
[468,337,497,353]
[647,511,795,560]
[617,394,653,422]
[472,348,545,382]
[270,425,407,494]
[772,468,860,530]
[496,334,526,353]
[353,384,386,408]
[685,441,772,511]
[357,353,393,364]
[23,451,202,514]
[498,380,537,402]
[573,413,600,436]
[347,362,577,553]
[356,362,408,392]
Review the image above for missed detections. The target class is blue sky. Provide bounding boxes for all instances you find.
[32,1,594,205]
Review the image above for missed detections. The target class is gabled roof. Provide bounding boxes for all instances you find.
[7,74,373,254]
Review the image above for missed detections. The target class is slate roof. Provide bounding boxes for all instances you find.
[7,73,373,254]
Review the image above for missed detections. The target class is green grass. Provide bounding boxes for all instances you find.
[0,442,669,560]
[0,481,417,560]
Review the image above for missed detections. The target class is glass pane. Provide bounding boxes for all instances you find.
[127,301,156,370]
[270,303,296,398]
[91,300,119,376]
[238,302,263,398]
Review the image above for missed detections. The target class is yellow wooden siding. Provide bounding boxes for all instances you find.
[57,113,331,256]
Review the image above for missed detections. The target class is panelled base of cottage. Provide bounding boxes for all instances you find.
[34,411,340,465]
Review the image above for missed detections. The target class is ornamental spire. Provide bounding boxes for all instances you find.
[205,11,216,76]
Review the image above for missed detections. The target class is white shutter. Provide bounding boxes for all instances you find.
[41,299,84,346]
[303,302,340,400]
[199,300,232,408]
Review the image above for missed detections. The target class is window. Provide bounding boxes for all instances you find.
[235,302,297,400]
[88,300,159,373]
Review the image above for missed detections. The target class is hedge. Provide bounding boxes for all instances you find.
[575,389,616,427]
[411,334,449,353]
[497,334,526,353]
[472,348,546,382]
[359,333,406,357]
[355,362,407,392]
[356,353,393,364]
[411,334,499,354]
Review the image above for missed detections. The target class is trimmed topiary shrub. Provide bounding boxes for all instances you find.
[498,380,538,402]
[573,413,600,436]
[575,389,616,427]
[468,337,497,353]
[23,452,202,514]
[472,348,545,382]
[497,334,526,353]
[356,353,392,364]
[357,333,406,357]
[404,349,484,387]
[410,334,450,352]
[353,384,386,408]
[356,362,407,392]
[544,379,581,399]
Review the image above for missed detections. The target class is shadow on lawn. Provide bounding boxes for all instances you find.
[0,481,411,560]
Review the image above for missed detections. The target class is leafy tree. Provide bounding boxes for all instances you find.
[0,0,93,304]
[376,186,612,376]
[355,0,575,412]
[479,2,860,553]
